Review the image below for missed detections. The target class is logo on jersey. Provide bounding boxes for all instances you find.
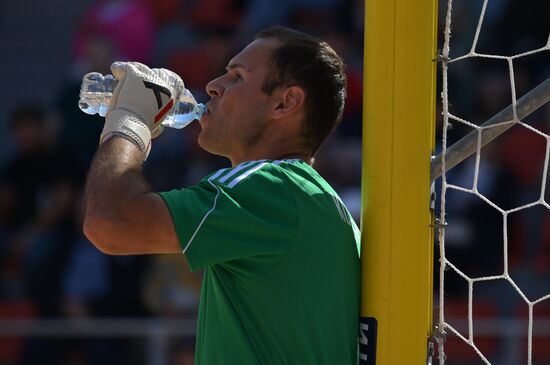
[143,80,174,124]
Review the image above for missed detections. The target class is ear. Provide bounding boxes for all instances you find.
[271,86,305,120]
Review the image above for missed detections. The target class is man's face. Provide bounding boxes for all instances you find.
[198,38,278,158]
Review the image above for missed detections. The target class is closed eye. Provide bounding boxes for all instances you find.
[225,63,249,81]
[233,71,243,81]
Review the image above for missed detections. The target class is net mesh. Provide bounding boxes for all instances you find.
[437,0,550,364]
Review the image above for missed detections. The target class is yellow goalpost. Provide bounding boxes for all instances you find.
[360,0,438,364]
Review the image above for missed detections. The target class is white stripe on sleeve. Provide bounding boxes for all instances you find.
[208,168,230,182]
[227,162,269,188]
[182,181,222,254]
[219,160,263,183]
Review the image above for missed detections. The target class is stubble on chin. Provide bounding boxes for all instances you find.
[197,128,229,156]
[197,130,213,153]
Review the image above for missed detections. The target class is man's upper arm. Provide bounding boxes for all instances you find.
[84,192,181,255]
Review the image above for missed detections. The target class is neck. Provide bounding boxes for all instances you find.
[228,117,313,167]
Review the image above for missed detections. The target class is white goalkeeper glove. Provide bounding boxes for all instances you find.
[100,61,184,159]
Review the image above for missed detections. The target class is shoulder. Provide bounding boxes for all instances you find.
[204,159,303,190]
[160,159,308,227]
[160,159,303,219]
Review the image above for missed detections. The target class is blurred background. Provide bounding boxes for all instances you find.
[0,0,547,364]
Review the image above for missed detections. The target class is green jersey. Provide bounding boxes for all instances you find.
[160,159,360,365]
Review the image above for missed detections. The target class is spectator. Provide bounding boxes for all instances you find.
[56,36,115,169]
[0,104,83,317]
[0,105,83,365]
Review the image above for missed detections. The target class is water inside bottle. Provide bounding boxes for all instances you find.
[163,102,204,129]
[162,88,206,128]
[78,72,205,127]
[79,73,117,116]
[78,98,100,115]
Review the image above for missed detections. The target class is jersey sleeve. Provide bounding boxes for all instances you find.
[158,165,297,273]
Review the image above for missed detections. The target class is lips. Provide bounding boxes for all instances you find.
[198,107,209,128]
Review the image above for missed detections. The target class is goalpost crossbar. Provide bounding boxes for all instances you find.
[431,76,550,182]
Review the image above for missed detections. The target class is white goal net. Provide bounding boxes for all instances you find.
[435,0,550,364]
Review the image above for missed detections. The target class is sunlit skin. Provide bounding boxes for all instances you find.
[198,38,312,167]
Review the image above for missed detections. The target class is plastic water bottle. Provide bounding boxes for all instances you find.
[78,72,206,129]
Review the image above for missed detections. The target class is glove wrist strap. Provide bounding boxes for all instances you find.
[101,110,152,159]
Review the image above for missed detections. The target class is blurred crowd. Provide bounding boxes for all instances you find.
[0,0,362,364]
[0,0,548,364]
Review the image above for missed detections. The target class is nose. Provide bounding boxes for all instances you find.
[206,77,224,98]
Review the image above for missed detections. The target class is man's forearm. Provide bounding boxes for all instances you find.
[82,61,183,254]
[85,136,151,226]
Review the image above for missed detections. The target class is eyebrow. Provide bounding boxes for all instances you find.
[226,63,252,73]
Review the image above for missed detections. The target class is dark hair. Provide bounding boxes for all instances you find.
[255,26,347,155]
